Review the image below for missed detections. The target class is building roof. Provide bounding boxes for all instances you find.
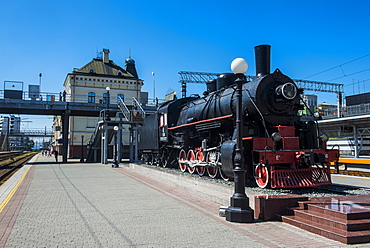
[73,58,137,79]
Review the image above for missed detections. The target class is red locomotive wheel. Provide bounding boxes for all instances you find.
[255,164,270,188]
[207,166,218,178]
[179,149,187,172]
[206,151,219,178]
[220,169,229,181]
[196,166,206,176]
[196,151,205,176]
[187,150,196,174]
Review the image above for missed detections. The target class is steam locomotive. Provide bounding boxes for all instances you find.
[138,45,339,188]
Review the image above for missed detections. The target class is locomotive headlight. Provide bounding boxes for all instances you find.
[271,132,282,142]
[275,82,297,100]
[320,133,329,143]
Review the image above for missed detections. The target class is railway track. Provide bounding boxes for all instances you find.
[0,152,37,185]
[315,184,370,196]
[139,163,370,197]
[0,151,23,162]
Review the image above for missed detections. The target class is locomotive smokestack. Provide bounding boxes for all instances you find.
[254,45,271,77]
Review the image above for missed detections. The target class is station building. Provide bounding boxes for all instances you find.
[53,49,148,158]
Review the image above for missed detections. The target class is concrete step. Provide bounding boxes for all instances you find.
[282,214,370,244]
[288,207,370,231]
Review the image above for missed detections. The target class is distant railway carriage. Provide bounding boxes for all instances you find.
[138,45,339,189]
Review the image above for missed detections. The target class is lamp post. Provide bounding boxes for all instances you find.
[39,73,42,93]
[152,71,155,104]
[225,58,254,223]
[80,135,84,162]
[113,126,119,168]
[105,87,110,120]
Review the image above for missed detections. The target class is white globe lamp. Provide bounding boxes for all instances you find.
[231,58,248,74]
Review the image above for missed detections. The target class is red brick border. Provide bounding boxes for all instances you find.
[115,166,343,247]
[0,165,36,247]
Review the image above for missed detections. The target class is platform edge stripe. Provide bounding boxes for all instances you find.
[338,158,370,164]
[0,154,37,212]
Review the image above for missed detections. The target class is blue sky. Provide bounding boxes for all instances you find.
[1,0,370,129]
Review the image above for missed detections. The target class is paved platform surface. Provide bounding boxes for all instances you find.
[0,154,363,247]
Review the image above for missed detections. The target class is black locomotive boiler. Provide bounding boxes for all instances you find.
[138,45,339,188]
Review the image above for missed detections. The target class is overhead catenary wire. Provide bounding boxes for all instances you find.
[303,54,370,79]
[344,78,370,87]
[328,68,370,81]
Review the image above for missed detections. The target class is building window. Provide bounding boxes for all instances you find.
[89,68,95,73]
[103,93,109,104]
[117,94,124,104]
[88,92,96,103]
[117,71,123,76]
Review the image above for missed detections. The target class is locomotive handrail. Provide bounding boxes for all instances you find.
[243,88,270,138]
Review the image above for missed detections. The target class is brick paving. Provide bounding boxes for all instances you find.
[0,154,357,247]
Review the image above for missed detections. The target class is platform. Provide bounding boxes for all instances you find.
[0,154,356,247]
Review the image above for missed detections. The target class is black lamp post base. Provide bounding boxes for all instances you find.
[225,206,254,223]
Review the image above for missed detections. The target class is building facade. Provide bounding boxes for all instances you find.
[53,49,148,158]
[0,115,25,151]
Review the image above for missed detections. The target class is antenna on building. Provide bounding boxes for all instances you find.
[128,47,132,58]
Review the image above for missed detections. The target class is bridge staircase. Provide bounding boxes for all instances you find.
[85,97,147,163]
[0,134,9,151]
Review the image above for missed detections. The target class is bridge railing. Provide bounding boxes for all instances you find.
[10,129,53,136]
[0,90,160,107]
[347,103,370,116]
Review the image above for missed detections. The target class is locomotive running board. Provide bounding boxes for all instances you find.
[168,114,232,130]
[270,167,331,189]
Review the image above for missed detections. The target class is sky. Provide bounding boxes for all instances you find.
[1,0,370,130]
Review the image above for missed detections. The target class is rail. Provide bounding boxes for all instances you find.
[0,152,36,185]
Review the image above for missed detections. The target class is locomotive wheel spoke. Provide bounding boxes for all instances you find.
[196,166,206,176]
[220,169,229,181]
[162,157,168,168]
[207,166,219,178]
[255,164,270,188]
[179,149,187,172]
[145,159,150,165]
[196,151,205,176]
[187,150,196,174]
[206,151,219,178]
[149,155,154,165]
